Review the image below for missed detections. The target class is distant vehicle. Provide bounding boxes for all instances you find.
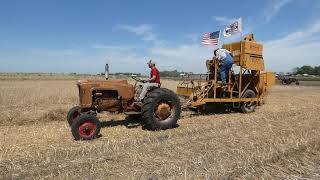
[303,74,309,77]
[278,75,299,85]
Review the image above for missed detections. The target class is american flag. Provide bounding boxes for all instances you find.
[201,31,220,45]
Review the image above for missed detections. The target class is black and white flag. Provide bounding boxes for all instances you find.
[223,18,242,37]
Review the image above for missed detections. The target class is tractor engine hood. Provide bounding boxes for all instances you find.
[77,79,135,108]
[77,79,129,86]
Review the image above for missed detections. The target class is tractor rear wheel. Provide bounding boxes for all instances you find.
[127,114,143,122]
[67,106,81,126]
[142,88,181,130]
[71,114,101,141]
[240,89,257,113]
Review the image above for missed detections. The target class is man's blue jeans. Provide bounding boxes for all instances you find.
[219,63,233,84]
[219,53,233,84]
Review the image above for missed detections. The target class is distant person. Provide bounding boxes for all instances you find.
[137,59,161,101]
[214,48,234,85]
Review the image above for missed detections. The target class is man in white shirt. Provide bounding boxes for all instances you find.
[214,48,234,85]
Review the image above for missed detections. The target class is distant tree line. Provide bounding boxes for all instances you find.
[293,65,320,75]
[98,72,142,76]
[96,70,193,77]
[160,70,193,77]
[111,72,142,76]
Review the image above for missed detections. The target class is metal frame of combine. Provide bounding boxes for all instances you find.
[177,34,275,112]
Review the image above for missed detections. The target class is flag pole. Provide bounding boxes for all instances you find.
[239,17,243,99]
[240,17,243,41]
[218,30,222,48]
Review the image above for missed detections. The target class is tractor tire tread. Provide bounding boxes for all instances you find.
[141,88,181,130]
[67,106,81,126]
[71,114,101,141]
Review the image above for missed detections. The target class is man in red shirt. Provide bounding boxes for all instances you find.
[148,60,160,84]
[136,60,161,101]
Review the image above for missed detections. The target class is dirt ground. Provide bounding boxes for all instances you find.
[1,78,320,179]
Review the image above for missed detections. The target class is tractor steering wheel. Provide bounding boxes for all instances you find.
[131,76,147,83]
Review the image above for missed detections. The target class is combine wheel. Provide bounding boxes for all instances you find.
[67,106,81,126]
[240,89,257,113]
[71,114,101,140]
[142,88,181,130]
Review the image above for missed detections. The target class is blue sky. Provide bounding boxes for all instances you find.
[0,0,319,74]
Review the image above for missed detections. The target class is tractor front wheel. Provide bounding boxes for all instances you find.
[142,88,181,130]
[67,106,81,126]
[71,114,101,141]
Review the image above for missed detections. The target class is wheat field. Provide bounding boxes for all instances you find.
[1,76,320,179]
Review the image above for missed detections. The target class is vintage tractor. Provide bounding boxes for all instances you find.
[67,64,181,140]
[177,34,276,112]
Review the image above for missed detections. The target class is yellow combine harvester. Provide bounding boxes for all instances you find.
[177,34,275,113]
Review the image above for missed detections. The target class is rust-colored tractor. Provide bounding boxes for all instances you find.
[67,64,181,140]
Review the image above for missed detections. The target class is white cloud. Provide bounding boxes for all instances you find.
[212,16,237,25]
[106,53,149,73]
[25,19,320,74]
[116,24,157,43]
[266,21,320,46]
[92,43,215,73]
[264,21,320,72]
[186,33,201,43]
[92,44,136,51]
[117,24,152,35]
[88,43,150,74]
[111,23,225,73]
[31,49,80,56]
[263,0,293,22]
[151,44,213,73]
[85,42,215,74]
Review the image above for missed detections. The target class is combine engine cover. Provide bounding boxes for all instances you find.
[223,34,265,71]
